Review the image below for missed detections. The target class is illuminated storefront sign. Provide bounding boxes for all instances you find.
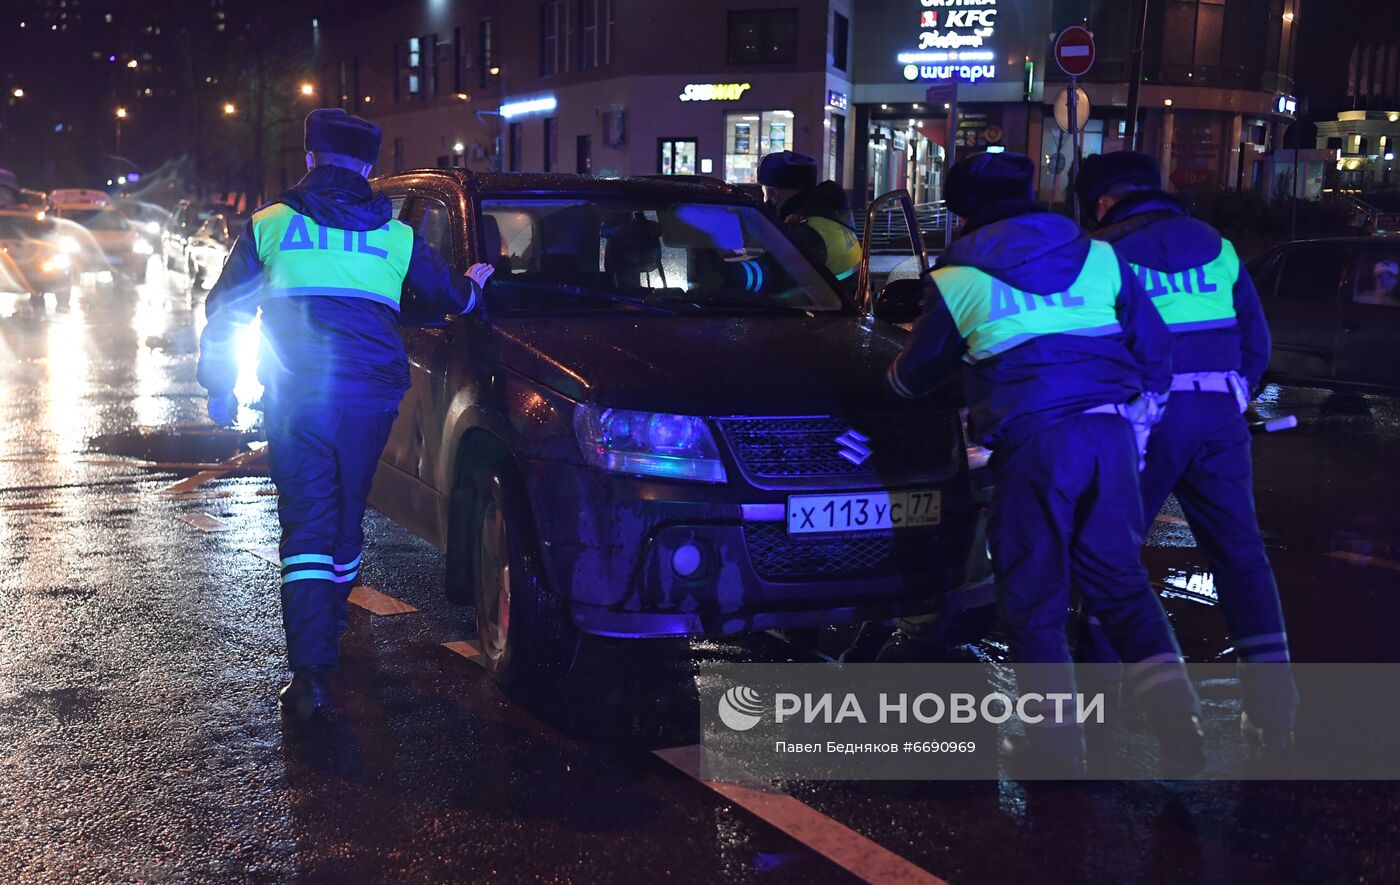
[900,0,1000,81]
[500,96,558,118]
[1275,94,1298,116]
[827,90,849,110]
[679,82,752,102]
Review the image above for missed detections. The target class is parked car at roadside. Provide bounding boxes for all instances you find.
[161,199,223,277]
[1248,237,1400,391]
[364,169,980,687]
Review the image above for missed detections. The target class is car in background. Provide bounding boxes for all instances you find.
[364,168,980,687]
[112,198,170,264]
[184,211,244,291]
[161,199,224,276]
[50,188,141,284]
[1248,237,1400,391]
[0,204,74,299]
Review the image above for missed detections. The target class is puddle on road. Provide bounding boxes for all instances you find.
[89,426,261,466]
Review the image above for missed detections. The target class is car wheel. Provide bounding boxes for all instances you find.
[471,464,579,689]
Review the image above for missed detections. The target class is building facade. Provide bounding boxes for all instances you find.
[307,0,1305,207]
[1315,109,1400,193]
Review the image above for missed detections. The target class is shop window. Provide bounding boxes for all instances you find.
[831,12,849,72]
[396,37,423,102]
[724,110,793,183]
[659,139,698,175]
[581,0,614,69]
[727,9,798,65]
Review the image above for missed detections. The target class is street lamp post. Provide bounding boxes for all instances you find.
[115,106,127,158]
[1124,0,1150,149]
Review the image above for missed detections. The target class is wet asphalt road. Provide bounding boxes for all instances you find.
[1,269,1398,884]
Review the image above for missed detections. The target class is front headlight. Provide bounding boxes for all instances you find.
[57,236,80,254]
[573,405,727,483]
[132,238,153,255]
[43,253,71,272]
[145,221,160,234]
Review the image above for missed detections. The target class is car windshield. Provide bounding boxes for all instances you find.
[59,207,127,231]
[475,197,846,316]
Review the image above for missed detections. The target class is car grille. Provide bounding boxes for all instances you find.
[718,413,954,485]
[743,523,934,580]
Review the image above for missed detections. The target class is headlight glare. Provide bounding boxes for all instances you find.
[132,238,153,255]
[145,221,160,234]
[575,405,726,483]
[57,236,80,254]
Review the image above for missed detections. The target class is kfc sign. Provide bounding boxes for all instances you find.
[918,0,999,50]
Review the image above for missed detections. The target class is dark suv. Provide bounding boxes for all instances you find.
[369,169,978,685]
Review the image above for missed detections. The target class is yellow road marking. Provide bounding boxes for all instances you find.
[0,501,58,512]
[348,585,418,616]
[1154,514,1189,526]
[175,512,228,532]
[246,545,282,566]
[654,745,947,885]
[1327,550,1400,572]
[161,470,225,495]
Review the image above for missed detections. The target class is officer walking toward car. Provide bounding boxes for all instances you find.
[886,151,1205,777]
[197,108,494,721]
[1077,150,1297,755]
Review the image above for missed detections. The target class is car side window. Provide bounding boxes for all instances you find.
[1278,245,1347,304]
[389,194,409,221]
[1248,250,1282,300]
[415,195,452,259]
[1351,249,1400,308]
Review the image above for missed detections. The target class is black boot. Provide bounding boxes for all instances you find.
[1241,712,1294,774]
[1155,713,1206,779]
[279,669,332,722]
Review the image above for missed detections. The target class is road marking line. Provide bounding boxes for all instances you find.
[442,640,484,664]
[654,745,947,885]
[0,501,58,512]
[159,448,267,495]
[1154,514,1189,526]
[246,545,282,566]
[348,585,418,616]
[1327,550,1400,572]
[175,512,228,532]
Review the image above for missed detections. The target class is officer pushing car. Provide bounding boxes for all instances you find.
[1077,150,1297,756]
[197,108,494,721]
[886,151,1204,777]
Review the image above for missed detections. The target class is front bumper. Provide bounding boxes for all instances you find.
[525,460,977,638]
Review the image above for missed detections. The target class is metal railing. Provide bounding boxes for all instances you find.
[855,199,950,252]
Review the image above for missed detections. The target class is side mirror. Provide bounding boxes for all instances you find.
[873,278,926,324]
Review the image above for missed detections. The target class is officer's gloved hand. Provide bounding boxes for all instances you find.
[1123,392,1169,472]
[208,392,238,427]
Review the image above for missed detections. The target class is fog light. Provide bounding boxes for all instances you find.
[671,543,704,579]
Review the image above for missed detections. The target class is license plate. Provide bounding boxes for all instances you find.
[786,490,941,535]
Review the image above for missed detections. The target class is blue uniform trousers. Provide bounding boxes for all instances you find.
[265,403,398,672]
[991,414,1199,738]
[1083,392,1296,731]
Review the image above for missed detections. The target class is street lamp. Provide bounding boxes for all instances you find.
[300,82,314,97]
[223,102,236,116]
[115,106,127,158]
[11,88,23,99]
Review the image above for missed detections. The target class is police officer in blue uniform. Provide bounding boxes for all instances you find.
[756,151,862,287]
[1077,151,1297,754]
[198,109,493,721]
[887,152,1204,777]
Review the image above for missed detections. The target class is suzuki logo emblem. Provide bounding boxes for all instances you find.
[835,429,873,466]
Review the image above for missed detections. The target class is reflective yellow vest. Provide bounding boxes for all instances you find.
[1128,239,1240,332]
[251,203,414,310]
[933,239,1124,363]
[806,216,862,280]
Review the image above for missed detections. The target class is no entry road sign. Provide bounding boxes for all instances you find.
[1055,26,1096,78]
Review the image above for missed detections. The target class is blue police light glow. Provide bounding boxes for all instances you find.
[500,96,558,119]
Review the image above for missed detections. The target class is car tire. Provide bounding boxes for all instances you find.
[469,462,580,690]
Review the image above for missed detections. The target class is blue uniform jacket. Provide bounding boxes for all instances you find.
[197,165,477,408]
[1093,189,1271,393]
[888,200,1172,451]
